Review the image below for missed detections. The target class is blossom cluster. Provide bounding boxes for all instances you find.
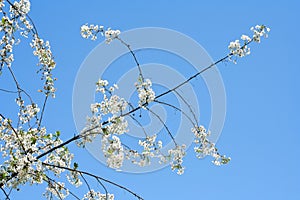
[102,135,124,169]
[11,0,31,14]
[44,181,69,199]
[228,24,270,63]
[104,28,121,44]
[167,144,186,175]
[192,125,231,166]
[135,78,156,107]
[18,102,40,124]
[82,189,114,200]
[30,35,56,97]
[228,39,250,58]
[66,168,82,188]
[78,79,129,169]
[0,0,34,70]
[0,16,15,68]
[80,24,120,44]
[131,134,163,167]
[0,116,75,197]
[251,25,270,43]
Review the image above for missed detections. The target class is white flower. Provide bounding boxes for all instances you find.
[251,25,270,43]
[227,25,270,63]
[241,34,251,42]
[102,135,124,169]
[168,144,186,175]
[132,135,162,166]
[80,24,120,44]
[104,28,121,44]
[228,39,250,58]
[13,0,31,14]
[135,78,156,107]
[192,125,231,165]
[82,189,114,200]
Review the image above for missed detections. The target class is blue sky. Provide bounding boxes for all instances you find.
[1,0,299,199]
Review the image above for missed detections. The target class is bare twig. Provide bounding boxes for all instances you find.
[145,107,177,146]
[0,187,10,200]
[154,99,196,127]
[42,163,144,200]
[116,37,144,81]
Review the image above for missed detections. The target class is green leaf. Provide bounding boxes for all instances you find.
[31,137,37,144]
[0,173,7,180]
[74,162,78,169]
[107,149,114,154]
[55,131,61,137]
[102,128,109,135]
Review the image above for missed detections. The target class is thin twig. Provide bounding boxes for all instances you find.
[129,114,148,137]
[116,37,144,81]
[38,95,48,129]
[0,88,17,93]
[80,173,93,198]
[0,187,10,200]
[96,178,109,200]
[42,163,144,200]
[145,107,177,146]
[154,99,196,127]
[173,90,199,125]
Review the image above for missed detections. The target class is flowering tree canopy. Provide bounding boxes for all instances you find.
[0,0,270,199]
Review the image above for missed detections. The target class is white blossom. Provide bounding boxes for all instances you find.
[192,125,231,165]
[30,34,56,97]
[12,0,31,14]
[132,134,163,166]
[80,24,120,44]
[135,78,155,107]
[104,28,120,44]
[44,182,69,199]
[67,170,82,187]
[228,24,270,63]
[241,34,251,42]
[251,25,270,43]
[101,135,124,169]
[228,39,250,58]
[18,103,40,123]
[82,189,114,200]
[167,144,186,175]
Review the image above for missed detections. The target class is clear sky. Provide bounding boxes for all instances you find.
[1,0,299,199]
